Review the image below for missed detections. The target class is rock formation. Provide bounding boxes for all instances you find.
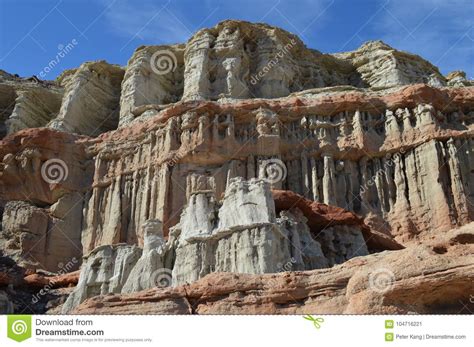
[0,70,62,138]
[61,244,142,312]
[61,178,373,312]
[73,223,474,314]
[50,61,124,136]
[0,20,473,314]
[334,40,446,88]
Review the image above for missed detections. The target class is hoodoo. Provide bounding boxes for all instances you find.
[0,20,473,315]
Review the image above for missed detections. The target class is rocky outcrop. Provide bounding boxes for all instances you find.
[72,224,474,314]
[0,70,63,138]
[80,84,474,251]
[62,178,372,312]
[61,244,142,313]
[0,251,79,314]
[0,128,91,271]
[272,189,403,251]
[446,71,473,87]
[0,20,473,315]
[0,194,83,271]
[121,219,167,293]
[23,270,79,288]
[7,88,62,134]
[0,128,92,205]
[119,45,185,125]
[181,21,359,101]
[50,61,124,136]
[334,41,446,88]
[0,21,469,139]
[170,178,332,286]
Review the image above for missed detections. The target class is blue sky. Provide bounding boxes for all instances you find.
[1,0,473,79]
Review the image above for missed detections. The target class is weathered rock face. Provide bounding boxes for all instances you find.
[0,128,93,271]
[81,85,474,250]
[0,250,80,314]
[1,20,474,315]
[50,61,124,136]
[121,219,167,293]
[61,244,142,313]
[119,45,185,125]
[0,70,63,138]
[170,178,332,286]
[7,88,63,134]
[62,178,372,312]
[446,71,473,87]
[0,128,93,205]
[0,195,83,272]
[62,222,169,312]
[72,223,474,315]
[181,21,360,101]
[1,20,473,140]
[334,41,446,88]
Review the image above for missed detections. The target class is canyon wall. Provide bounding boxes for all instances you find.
[0,20,473,314]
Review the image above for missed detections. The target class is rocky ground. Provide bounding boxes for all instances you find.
[0,20,473,314]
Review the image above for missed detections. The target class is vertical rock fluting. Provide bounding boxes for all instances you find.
[0,21,473,301]
[81,86,474,251]
[62,177,372,312]
[169,178,332,286]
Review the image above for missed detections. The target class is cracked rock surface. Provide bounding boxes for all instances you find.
[0,20,473,314]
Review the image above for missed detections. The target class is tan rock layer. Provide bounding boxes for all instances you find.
[98,84,474,144]
[1,85,473,261]
[72,226,474,314]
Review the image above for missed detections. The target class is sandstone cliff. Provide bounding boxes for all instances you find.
[0,20,473,314]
